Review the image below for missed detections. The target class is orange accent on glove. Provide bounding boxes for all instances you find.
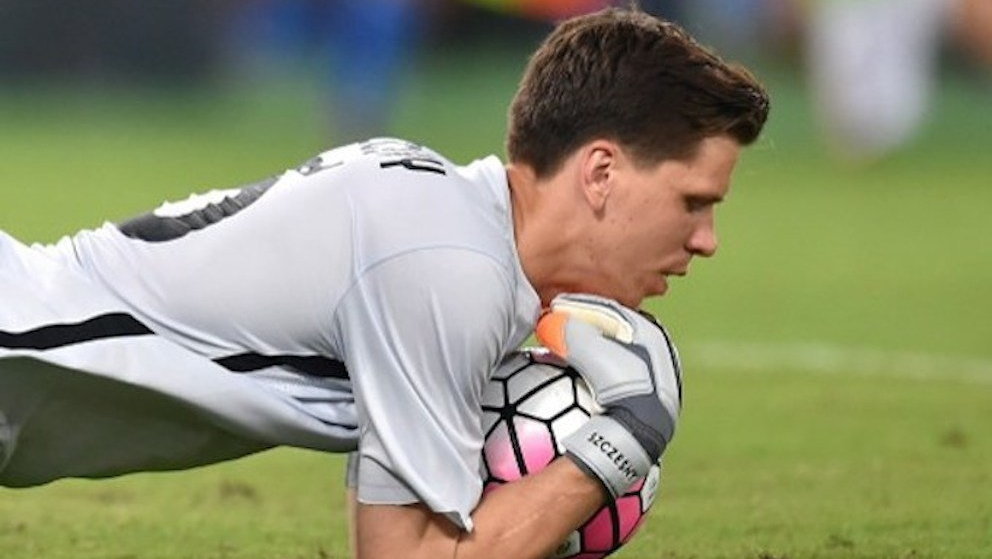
[535,310,570,358]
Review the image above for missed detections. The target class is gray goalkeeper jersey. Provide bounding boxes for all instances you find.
[0,138,540,530]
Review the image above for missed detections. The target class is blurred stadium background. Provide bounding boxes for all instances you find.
[1,1,990,557]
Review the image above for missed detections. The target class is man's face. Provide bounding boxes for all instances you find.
[583,135,742,308]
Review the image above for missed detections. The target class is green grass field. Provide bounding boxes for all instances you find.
[1,47,990,558]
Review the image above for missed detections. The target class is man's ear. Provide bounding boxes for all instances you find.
[580,140,619,214]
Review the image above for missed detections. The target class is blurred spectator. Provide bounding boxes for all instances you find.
[685,0,775,57]
[327,0,426,141]
[802,0,949,163]
[227,0,427,142]
[951,0,992,69]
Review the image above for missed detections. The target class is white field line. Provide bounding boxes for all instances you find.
[686,341,992,386]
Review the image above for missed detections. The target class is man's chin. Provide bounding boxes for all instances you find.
[615,292,646,309]
[640,277,670,303]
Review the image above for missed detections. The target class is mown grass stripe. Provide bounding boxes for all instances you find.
[688,341,992,385]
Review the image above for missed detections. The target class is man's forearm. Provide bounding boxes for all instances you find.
[355,457,605,559]
[456,457,606,559]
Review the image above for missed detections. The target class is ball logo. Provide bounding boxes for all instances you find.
[640,466,661,513]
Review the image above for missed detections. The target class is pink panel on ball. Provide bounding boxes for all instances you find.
[572,554,606,559]
[484,421,523,482]
[581,507,615,552]
[616,495,645,542]
[514,417,556,474]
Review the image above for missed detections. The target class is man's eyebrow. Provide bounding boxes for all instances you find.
[687,193,725,204]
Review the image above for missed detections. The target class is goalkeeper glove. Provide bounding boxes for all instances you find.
[536,293,682,499]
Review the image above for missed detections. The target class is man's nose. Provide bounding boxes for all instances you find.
[688,219,718,257]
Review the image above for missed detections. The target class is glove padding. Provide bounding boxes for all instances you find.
[536,293,682,499]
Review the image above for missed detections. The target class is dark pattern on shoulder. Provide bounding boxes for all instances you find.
[117,176,278,242]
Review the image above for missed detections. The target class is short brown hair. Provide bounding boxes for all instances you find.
[506,8,770,177]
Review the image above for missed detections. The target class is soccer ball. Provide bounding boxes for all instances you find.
[481,349,662,559]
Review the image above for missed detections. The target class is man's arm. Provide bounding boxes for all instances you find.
[355,458,604,559]
[351,294,681,558]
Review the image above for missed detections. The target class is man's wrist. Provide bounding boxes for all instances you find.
[561,415,653,499]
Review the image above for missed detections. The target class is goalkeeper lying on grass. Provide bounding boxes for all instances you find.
[0,7,768,558]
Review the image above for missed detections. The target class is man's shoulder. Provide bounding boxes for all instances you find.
[307,138,504,189]
[332,139,509,246]
[306,138,455,178]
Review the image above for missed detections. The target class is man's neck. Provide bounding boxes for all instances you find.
[505,162,588,307]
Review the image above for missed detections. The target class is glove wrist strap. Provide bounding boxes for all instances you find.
[562,415,653,499]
